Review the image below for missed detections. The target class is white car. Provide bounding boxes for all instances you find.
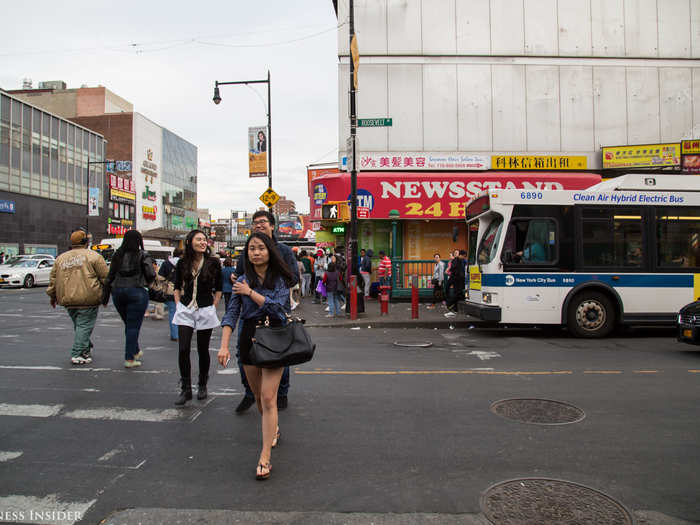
[0,259,54,288]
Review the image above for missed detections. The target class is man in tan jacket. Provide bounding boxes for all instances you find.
[47,230,109,365]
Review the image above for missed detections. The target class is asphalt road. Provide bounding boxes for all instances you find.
[0,286,698,525]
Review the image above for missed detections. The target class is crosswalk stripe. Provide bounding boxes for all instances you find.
[0,494,95,525]
[0,404,63,417]
[0,451,23,462]
[63,408,186,422]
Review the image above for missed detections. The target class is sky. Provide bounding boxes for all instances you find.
[0,0,342,218]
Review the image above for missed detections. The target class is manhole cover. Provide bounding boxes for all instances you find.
[490,398,585,425]
[392,341,433,348]
[480,478,635,525]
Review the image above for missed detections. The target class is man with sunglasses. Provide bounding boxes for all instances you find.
[231,210,299,413]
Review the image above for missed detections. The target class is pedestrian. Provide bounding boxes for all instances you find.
[429,253,445,308]
[445,250,467,314]
[233,210,298,413]
[172,229,223,406]
[105,230,156,368]
[158,248,182,341]
[323,261,341,317]
[359,248,372,298]
[313,249,327,304]
[217,232,295,480]
[377,250,392,287]
[47,229,108,365]
[148,260,166,320]
[221,257,236,308]
[0,251,5,264]
[299,250,312,297]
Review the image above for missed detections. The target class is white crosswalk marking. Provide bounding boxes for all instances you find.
[0,494,95,525]
[0,451,23,462]
[0,404,63,417]
[63,407,185,422]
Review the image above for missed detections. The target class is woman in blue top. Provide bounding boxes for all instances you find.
[221,257,236,308]
[217,232,295,481]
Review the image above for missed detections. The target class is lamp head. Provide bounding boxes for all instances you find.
[212,86,221,105]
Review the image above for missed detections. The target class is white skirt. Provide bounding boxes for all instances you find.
[172,303,220,331]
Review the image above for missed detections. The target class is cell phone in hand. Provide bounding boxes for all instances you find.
[222,356,230,368]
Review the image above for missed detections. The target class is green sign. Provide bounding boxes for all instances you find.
[331,224,346,235]
[357,118,392,127]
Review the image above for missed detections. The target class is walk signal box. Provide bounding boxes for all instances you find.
[322,201,349,221]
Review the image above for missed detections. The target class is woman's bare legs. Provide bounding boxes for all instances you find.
[243,364,284,475]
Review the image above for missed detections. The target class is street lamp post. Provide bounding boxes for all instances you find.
[86,157,113,239]
[212,72,273,212]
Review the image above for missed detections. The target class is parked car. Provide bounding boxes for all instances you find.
[0,259,54,288]
[677,300,700,346]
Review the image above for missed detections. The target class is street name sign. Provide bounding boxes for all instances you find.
[358,118,392,127]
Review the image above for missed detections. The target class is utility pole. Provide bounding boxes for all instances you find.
[349,0,358,279]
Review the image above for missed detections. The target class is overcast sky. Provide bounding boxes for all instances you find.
[0,1,341,218]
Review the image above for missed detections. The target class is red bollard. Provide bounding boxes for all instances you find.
[350,275,358,320]
[411,276,419,319]
[379,285,390,315]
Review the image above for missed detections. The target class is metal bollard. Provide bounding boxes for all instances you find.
[350,275,358,320]
[379,285,390,315]
[411,275,419,319]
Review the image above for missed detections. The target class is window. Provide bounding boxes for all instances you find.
[502,218,558,264]
[656,207,700,269]
[477,216,503,265]
[580,207,644,268]
[466,221,479,265]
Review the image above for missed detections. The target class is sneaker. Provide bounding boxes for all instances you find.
[325,314,334,317]
[71,356,88,365]
[325,306,330,312]
[133,350,143,360]
[235,396,255,414]
[444,312,457,318]
[124,360,142,368]
[80,353,93,364]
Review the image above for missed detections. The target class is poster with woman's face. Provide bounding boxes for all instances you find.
[248,126,267,178]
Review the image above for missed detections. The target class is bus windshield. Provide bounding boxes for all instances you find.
[477,216,503,265]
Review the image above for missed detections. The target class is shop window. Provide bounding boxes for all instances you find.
[656,207,700,269]
[24,244,57,257]
[580,207,644,268]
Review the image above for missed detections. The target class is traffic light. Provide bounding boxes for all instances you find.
[322,201,350,221]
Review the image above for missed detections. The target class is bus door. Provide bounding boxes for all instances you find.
[500,217,562,323]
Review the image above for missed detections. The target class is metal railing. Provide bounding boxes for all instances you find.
[389,259,435,299]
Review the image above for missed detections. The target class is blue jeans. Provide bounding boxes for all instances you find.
[112,287,149,360]
[327,290,342,316]
[236,324,290,399]
[166,300,178,339]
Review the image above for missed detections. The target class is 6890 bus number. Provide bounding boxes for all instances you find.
[520,191,543,200]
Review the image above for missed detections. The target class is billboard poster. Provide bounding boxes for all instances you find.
[248,126,267,178]
[133,113,163,230]
[88,187,100,216]
[602,143,680,169]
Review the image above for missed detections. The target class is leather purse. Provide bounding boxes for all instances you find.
[250,316,316,368]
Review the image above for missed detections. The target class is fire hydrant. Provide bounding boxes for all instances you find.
[379,285,391,315]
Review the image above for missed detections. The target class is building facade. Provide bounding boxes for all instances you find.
[0,91,107,255]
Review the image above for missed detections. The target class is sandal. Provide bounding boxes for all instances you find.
[256,462,271,480]
[272,427,281,448]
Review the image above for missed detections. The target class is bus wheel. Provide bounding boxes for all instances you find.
[567,292,614,338]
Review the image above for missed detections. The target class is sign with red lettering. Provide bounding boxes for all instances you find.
[357,206,369,219]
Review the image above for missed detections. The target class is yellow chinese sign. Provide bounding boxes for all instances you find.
[492,155,587,170]
[602,143,680,169]
[259,187,280,207]
[681,139,700,154]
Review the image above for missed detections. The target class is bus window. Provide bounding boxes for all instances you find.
[580,207,644,268]
[477,216,503,265]
[656,207,700,269]
[466,221,479,265]
[502,219,557,265]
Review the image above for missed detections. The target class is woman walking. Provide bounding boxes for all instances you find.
[106,230,156,368]
[221,257,236,309]
[322,262,341,317]
[217,232,294,480]
[172,230,222,406]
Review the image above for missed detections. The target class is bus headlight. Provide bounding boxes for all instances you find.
[482,292,497,304]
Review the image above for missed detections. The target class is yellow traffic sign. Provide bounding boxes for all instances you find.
[259,187,280,207]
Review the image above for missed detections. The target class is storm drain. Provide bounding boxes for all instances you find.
[480,478,635,525]
[490,398,585,425]
[392,341,433,348]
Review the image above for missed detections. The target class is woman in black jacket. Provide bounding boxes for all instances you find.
[106,230,156,368]
[172,230,222,405]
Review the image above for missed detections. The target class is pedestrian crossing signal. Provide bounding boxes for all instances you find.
[322,202,349,221]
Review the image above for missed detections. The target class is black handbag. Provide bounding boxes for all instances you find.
[250,316,316,368]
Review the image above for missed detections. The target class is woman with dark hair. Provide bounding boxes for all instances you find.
[106,230,156,368]
[221,257,235,308]
[172,230,222,405]
[217,232,294,480]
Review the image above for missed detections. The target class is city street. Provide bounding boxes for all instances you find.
[0,287,698,525]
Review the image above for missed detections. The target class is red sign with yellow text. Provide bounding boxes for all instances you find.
[309,172,601,220]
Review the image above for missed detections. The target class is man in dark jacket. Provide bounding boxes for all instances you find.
[233,210,299,413]
[445,250,467,313]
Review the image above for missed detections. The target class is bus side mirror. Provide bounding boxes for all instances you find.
[452,225,458,242]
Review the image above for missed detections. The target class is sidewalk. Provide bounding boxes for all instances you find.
[294,294,480,329]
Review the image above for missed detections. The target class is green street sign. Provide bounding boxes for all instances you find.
[357,118,392,127]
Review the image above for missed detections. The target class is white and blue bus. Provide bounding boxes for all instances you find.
[462,174,700,337]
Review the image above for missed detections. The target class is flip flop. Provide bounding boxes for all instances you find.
[256,462,271,480]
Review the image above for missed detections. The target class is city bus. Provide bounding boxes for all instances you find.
[91,238,174,265]
[462,174,700,337]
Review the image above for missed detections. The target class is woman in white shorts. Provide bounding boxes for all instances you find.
[172,230,222,406]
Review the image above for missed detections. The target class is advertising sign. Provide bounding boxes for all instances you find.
[308,172,601,220]
[88,187,100,216]
[0,200,15,213]
[133,114,163,230]
[681,140,700,154]
[341,152,489,171]
[248,125,267,178]
[492,155,587,170]
[602,143,680,169]
[682,155,700,173]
